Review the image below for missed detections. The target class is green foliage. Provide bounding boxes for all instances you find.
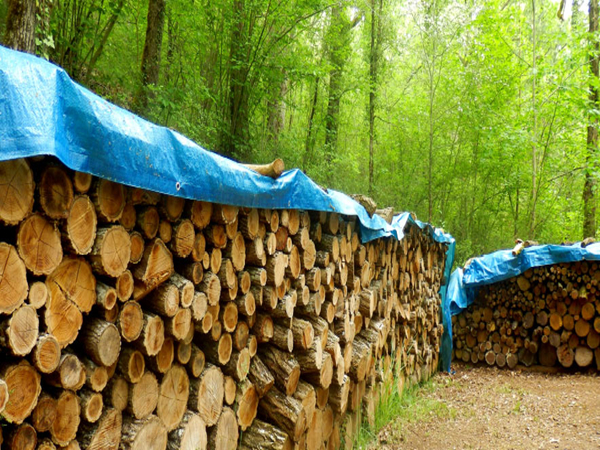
[1,0,596,263]
[353,378,458,449]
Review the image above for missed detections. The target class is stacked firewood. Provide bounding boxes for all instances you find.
[453,261,600,370]
[0,157,448,450]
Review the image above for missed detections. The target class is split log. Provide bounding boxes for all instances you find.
[187,363,224,426]
[118,300,144,342]
[167,411,207,450]
[32,394,57,432]
[170,220,195,258]
[134,313,165,357]
[224,376,237,406]
[83,358,109,392]
[157,365,190,431]
[89,226,131,277]
[77,408,122,450]
[93,179,125,222]
[118,347,145,383]
[80,318,121,366]
[0,158,34,225]
[188,201,212,230]
[64,195,97,255]
[18,213,63,275]
[148,337,174,374]
[0,304,39,356]
[50,390,81,446]
[187,345,205,378]
[44,281,83,347]
[130,232,145,264]
[79,388,104,423]
[119,415,167,450]
[104,375,129,412]
[234,379,259,431]
[39,166,74,220]
[207,406,238,450]
[46,353,85,391]
[7,422,37,450]
[127,371,159,420]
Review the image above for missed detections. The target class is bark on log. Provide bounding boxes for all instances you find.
[258,386,306,441]
[79,388,104,423]
[239,418,293,450]
[80,318,121,366]
[258,345,300,396]
[248,354,275,398]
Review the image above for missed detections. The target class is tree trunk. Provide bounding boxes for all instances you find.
[223,0,251,159]
[368,0,383,196]
[4,0,36,53]
[138,0,166,110]
[583,0,599,238]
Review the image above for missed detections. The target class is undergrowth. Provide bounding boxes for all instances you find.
[352,376,457,449]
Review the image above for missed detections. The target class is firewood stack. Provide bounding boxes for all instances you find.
[0,157,448,450]
[452,261,600,370]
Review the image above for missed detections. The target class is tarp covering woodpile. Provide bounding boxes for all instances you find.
[0,46,454,450]
[447,243,600,371]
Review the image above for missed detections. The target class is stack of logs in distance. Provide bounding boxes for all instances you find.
[0,156,448,450]
[453,261,600,370]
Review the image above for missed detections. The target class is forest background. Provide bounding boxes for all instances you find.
[2,0,598,264]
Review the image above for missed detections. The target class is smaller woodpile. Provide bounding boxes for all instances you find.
[452,261,600,370]
[0,157,449,450]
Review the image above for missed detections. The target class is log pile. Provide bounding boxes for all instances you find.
[0,157,448,449]
[453,261,600,370]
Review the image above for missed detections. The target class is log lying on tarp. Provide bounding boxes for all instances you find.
[243,158,285,179]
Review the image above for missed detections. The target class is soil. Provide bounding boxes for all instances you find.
[373,364,600,450]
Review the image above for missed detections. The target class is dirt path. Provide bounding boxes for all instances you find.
[372,364,600,450]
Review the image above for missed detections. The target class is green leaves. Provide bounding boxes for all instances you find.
[9,0,593,258]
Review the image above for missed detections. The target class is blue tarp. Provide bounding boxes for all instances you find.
[0,45,455,369]
[442,242,600,371]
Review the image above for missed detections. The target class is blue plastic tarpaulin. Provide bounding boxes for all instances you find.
[0,45,455,369]
[442,242,600,370]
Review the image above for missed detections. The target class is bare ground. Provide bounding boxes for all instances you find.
[372,364,600,450]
